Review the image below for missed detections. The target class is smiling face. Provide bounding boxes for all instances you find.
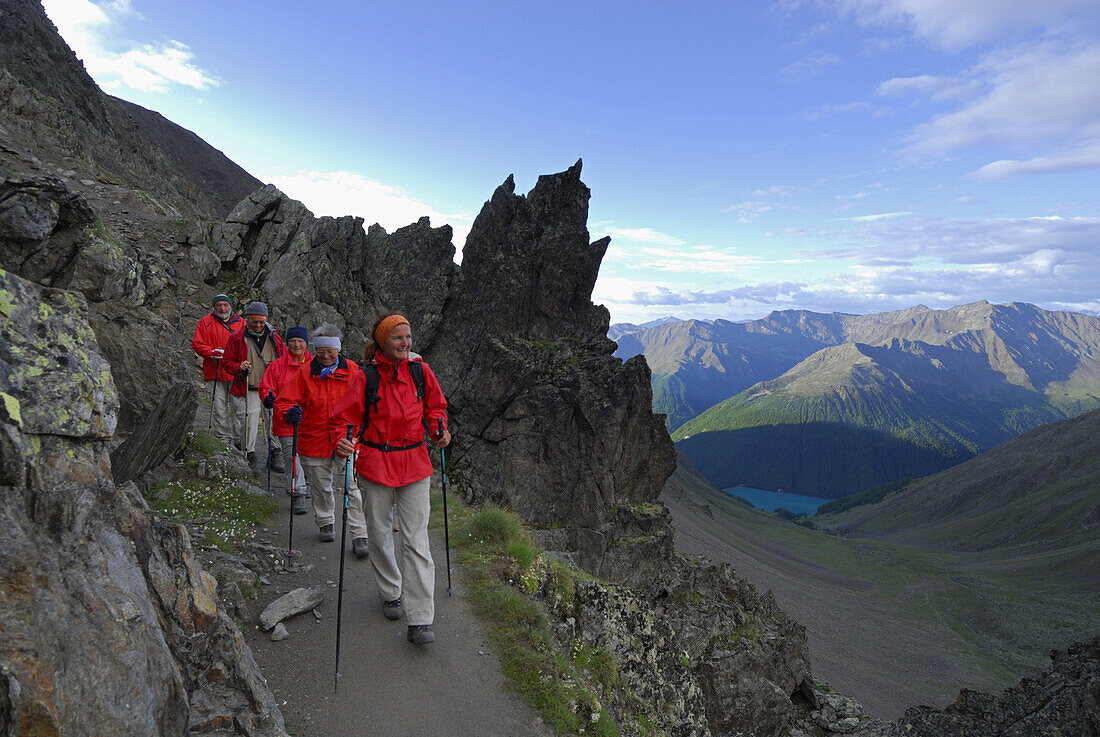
[315,346,339,366]
[245,315,266,332]
[213,300,231,319]
[287,337,307,357]
[380,323,412,363]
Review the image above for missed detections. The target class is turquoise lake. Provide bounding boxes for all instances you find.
[723,486,830,514]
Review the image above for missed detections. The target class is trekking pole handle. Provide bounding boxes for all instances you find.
[436,418,443,440]
[345,423,354,442]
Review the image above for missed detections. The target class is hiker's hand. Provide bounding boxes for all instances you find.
[285,405,303,425]
[335,437,355,457]
[240,360,252,372]
[262,395,275,409]
[435,427,451,448]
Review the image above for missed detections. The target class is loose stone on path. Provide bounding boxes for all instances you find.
[259,587,324,631]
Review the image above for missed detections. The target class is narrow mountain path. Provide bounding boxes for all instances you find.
[198,410,551,737]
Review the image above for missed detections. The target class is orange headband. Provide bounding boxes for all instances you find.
[374,314,410,346]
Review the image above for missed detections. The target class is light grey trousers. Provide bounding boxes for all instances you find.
[230,388,273,454]
[300,453,367,539]
[204,380,238,446]
[276,435,307,496]
[360,475,435,626]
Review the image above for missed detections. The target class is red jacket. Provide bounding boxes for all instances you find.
[274,356,360,458]
[259,350,313,437]
[222,325,287,398]
[191,312,245,382]
[329,354,448,488]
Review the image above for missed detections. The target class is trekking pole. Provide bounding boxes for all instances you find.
[266,437,272,496]
[208,356,221,430]
[438,419,452,596]
[334,423,354,692]
[288,425,298,555]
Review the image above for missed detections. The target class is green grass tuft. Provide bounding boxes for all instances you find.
[431,496,620,735]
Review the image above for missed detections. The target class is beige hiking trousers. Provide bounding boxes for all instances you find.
[359,475,435,626]
[300,453,367,539]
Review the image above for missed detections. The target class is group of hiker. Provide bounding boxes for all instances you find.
[191,294,449,645]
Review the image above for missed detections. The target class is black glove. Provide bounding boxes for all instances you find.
[285,405,303,425]
[262,394,275,409]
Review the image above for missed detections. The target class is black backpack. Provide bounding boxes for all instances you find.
[358,359,426,440]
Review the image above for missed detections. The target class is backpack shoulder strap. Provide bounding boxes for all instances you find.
[408,359,425,403]
[359,364,381,439]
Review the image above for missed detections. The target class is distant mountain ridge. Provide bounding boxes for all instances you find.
[0,0,260,218]
[613,302,1100,496]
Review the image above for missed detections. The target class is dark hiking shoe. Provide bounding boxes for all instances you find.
[269,446,285,473]
[353,537,369,559]
[319,524,335,542]
[382,598,404,620]
[247,452,263,476]
[291,494,308,515]
[407,625,435,645]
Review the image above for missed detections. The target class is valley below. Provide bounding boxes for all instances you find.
[661,460,1100,719]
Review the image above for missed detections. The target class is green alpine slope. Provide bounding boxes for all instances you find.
[669,302,1100,497]
[817,406,1100,567]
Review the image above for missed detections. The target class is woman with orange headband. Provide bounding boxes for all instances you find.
[330,312,449,646]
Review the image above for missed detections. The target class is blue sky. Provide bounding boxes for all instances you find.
[44,0,1100,324]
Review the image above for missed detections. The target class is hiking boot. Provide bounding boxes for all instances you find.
[247,452,263,475]
[291,493,308,515]
[407,625,435,645]
[269,446,285,473]
[319,524,335,542]
[353,537,369,559]
[382,598,404,620]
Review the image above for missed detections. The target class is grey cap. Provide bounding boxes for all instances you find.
[243,301,268,317]
[211,293,231,306]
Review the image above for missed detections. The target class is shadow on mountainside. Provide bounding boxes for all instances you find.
[676,423,965,498]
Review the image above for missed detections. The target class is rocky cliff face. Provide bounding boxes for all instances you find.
[426,163,675,529]
[0,267,285,736]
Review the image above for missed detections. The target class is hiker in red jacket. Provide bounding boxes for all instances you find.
[275,324,369,556]
[331,312,449,646]
[191,294,245,447]
[259,325,312,515]
[222,301,286,475]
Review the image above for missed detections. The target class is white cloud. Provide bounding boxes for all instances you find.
[597,212,1100,322]
[876,74,978,102]
[845,211,912,222]
[804,101,873,120]
[43,0,218,93]
[780,51,842,81]
[602,243,761,275]
[899,42,1100,160]
[722,200,773,222]
[834,0,1097,51]
[754,185,798,197]
[596,226,685,247]
[970,140,1100,179]
[263,170,474,251]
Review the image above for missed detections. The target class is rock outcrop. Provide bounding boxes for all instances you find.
[426,162,676,539]
[190,184,456,362]
[855,637,1100,737]
[0,267,286,736]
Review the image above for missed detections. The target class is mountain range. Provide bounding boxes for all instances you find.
[614,301,1100,497]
